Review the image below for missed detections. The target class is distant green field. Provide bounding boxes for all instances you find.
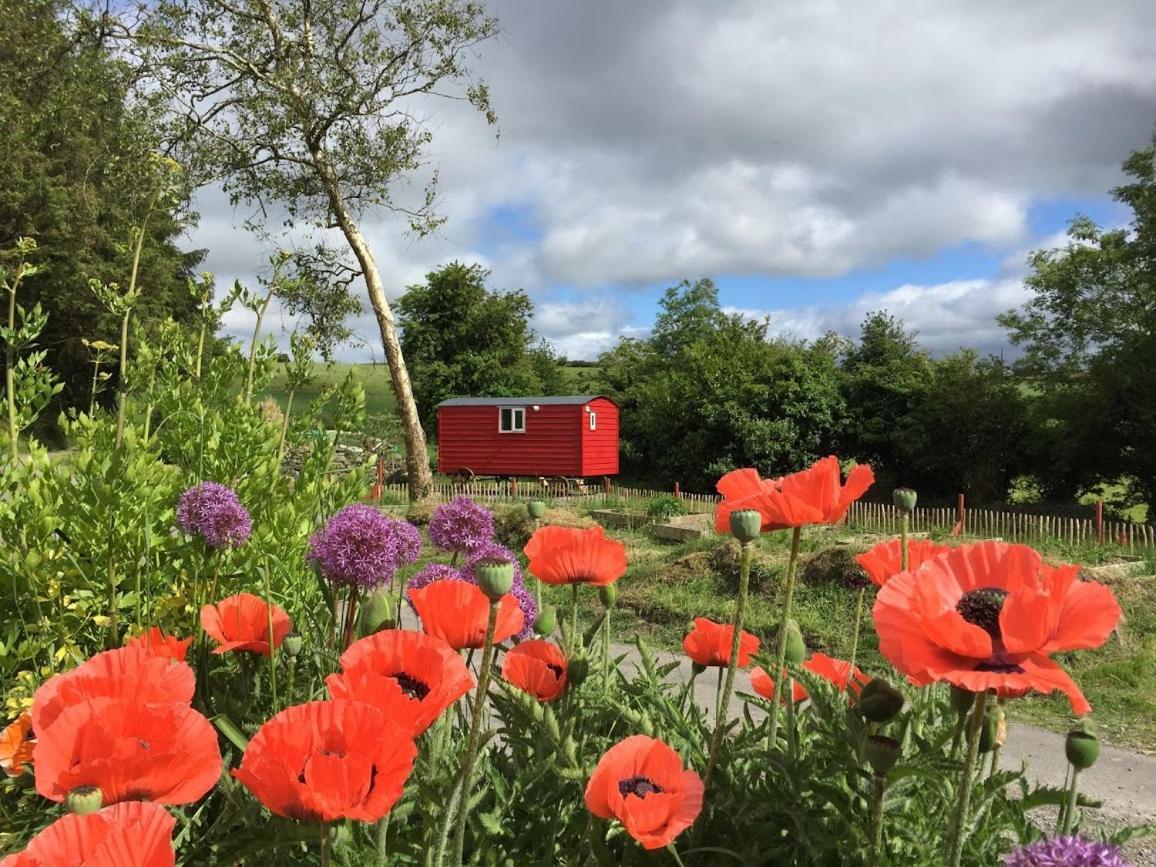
[263,362,398,421]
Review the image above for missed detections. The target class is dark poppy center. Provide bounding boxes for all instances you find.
[975,657,1026,674]
[393,672,431,700]
[546,663,565,680]
[618,776,664,799]
[955,587,1009,638]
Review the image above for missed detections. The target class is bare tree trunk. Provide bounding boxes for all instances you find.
[313,152,433,501]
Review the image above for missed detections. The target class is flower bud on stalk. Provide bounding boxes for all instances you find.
[866,735,902,776]
[568,655,590,687]
[66,786,103,816]
[282,632,303,657]
[978,708,1000,754]
[527,500,547,520]
[892,487,918,514]
[859,678,905,723]
[783,620,807,665]
[474,558,515,601]
[599,584,618,608]
[358,588,397,636]
[729,509,762,544]
[1065,720,1101,770]
[533,605,557,636]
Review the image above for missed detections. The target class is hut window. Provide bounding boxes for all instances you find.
[588,411,597,431]
[499,407,525,433]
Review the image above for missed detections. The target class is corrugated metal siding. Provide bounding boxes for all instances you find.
[438,404,585,476]
[580,397,620,476]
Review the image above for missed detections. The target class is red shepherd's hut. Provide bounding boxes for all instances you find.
[436,395,619,480]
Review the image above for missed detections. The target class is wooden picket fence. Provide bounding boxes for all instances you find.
[372,475,1155,550]
[844,501,1156,551]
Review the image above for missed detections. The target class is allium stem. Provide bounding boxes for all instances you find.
[871,774,885,865]
[849,586,865,674]
[767,527,803,748]
[702,537,753,793]
[947,690,988,867]
[449,600,500,866]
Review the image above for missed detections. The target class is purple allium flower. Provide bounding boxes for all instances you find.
[428,497,495,554]
[510,581,539,641]
[308,504,419,589]
[1005,836,1132,867]
[406,562,466,595]
[177,482,252,549]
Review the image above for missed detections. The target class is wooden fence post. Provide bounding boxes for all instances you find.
[674,481,681,498]
[1095,499,1103,544]
[952,493,965,536]
[604,477,612,496]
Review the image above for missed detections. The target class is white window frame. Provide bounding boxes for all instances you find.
[498,406,526,434]
[588,411,597,431]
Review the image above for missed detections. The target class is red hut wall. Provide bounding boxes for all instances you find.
[438,403,584,477]
[580,397,619,476]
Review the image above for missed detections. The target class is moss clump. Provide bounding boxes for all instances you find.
[800,546,870,589]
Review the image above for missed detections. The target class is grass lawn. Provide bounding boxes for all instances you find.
[519,502,1156,753]
[263,362,398,422]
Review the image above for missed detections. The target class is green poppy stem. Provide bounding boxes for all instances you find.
[263,560,278,710]
[376,812,390,865]
[848,586,865,674]
[767,526,803,748]
[871,774,886,865]
[319,822,331,867]
[449,600,500,866]
[947,691,989,867]
[702,537,753,793]
[900,514,909,571]
[1060,768,1082,836]
[602,606,611,694]
[570,584,580,654]
[1056,765,1072,833]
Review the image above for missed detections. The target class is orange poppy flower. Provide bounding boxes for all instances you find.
[0,713,35,777]
[200,593,292,656]
[0,801,176,867]
[750,652,869,703]
[682,617,760,668]
[126,627,192,663]
[233,700,416,823]
[325,630,474,736]
[34,698,221,805]
[501,640,569,702]
[408,579,524,650]
[31,647,195,735]
[584,735,704,850]
[873,540,1120,714]
[523,525,628,587]
[855,538,951,587]
[714,456,874,535]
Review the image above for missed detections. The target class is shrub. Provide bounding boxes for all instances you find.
[801,545,871,588]
[646,493,688,520]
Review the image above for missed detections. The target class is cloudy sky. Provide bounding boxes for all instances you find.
[191,0,1156,360]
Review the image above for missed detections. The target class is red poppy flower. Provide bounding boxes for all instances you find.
[31,647,195,735]
[233,700,416,823]
[0,713,35,777]
[523,525,628,587]
[714,456,874,535]
[750,652,869,703]
[408,579,524,650]
[584,735,704,850]
[855,538,951,587]
[325,630,474,736]
[34,698,221,805]
[682,618,760,668]
[501,640,569,702]
[126,627,192,663]
[873,540,1121,714]
[200,593,292,656]
[0,801,176,867]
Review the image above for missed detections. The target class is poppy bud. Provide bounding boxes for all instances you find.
[892,488,918,514]
[783,620,806,665]
[358,588,397,636]
[282,632,303,658]
[1065,720,1100,770]
[599,584,618,608]
[568,655,589,686]
[950,685,975,716]
[527,500,547,520]
[533,605,557,636]
[691,661,707,675]
[859,678,905,723]
[978,708,1000,753]
[865,735,901,776]
[729,509,762,544]
[474,558,515,601]
[66,785,103,816]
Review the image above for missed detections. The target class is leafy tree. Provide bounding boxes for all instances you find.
[124,0,499,500]
[397,262,565,429]
[1000,133,1156,511]
[0,0,200,407]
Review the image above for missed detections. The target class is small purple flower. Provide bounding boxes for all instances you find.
[177,482,252,549]
[462,542,524,585]
[510,582,539,641]
[428,497,495,555]
[309,504,419,589]
[1005,836,1132,867]
[407,562,466,595]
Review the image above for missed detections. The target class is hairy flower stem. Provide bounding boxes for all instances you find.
[900,514,910,571]
[1060,768,1083,836]
[4,268,17,460]
[871,775,886,865]
[849,587,866,674]
[375,812,390,865]
[449,601,500,867]
[1056,766,1072,832]
[569,584,581,654]
[678,669,699,712]
[263,562,278,709]
[947,690,989,867]
[319,822,331,867]
[602,607,611,694]
[702,537,753,793]
[767,527,803,748]
[275,390,295,466]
